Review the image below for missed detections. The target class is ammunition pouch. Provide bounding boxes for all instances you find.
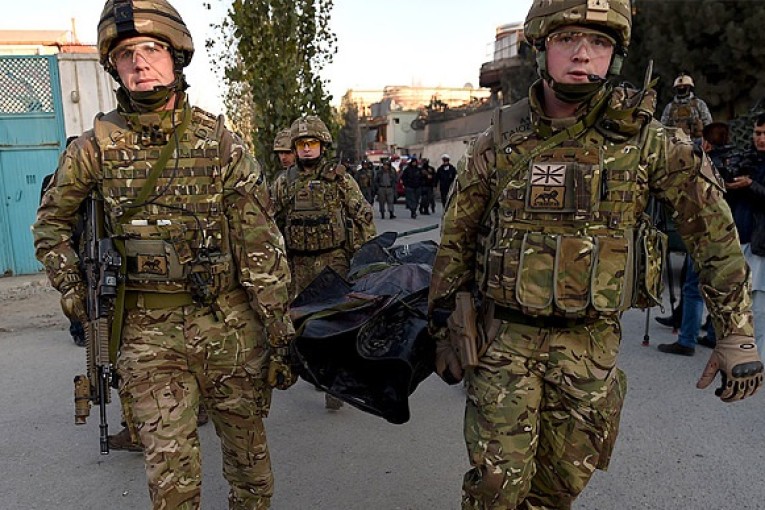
[286,211,347,253]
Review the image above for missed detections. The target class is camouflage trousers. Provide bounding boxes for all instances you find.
[462,316,627,510]
[117,288,274,510]
[289,248,350,298]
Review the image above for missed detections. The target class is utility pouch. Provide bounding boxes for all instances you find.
[447,292,481,368]
[516,232,556,311]
[554,235,595,312]
[157,223,193,265]
[633,216,667,309]
[591,235,631,312]
[122,224,186,282]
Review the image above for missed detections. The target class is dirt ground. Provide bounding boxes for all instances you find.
[0,275,67,334]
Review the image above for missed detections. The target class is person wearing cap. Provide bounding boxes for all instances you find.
[272,126,295,182]
[428,0,762,508]
[32,1,294,508]
[435,153,457,208]
[355,160,375,205]
[661,73,713,139]
[419,157,436,215]
[374,160,398,219]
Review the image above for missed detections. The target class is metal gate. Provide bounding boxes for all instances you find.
[0,55,66,275]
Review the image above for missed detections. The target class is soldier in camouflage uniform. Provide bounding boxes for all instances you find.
[355,160,376,205]
[660,73,713,139]
[32,1,294,508]
[427,1,763,508]
[271,115,376,409]
[273,127,296,183]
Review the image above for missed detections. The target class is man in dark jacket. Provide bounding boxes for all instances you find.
[400,156,422,218]
[435,154,457,207]
[724,114,765,353]
[419,158,436,215]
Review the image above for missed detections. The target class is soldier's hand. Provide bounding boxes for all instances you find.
[267,348,297,390]
[266,316,296,347]
[60,280,87,323]
[435,336,463,385]
[697,335,763,402]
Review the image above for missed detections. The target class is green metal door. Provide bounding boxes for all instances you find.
[0,55,66,275]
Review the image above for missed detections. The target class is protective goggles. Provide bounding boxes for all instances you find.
[109,40,171,67]
[546,31,615,57]
[296,138,321,150]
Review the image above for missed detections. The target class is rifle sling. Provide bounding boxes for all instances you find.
[118,106,192,224]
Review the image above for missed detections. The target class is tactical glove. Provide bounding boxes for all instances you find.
[435,335,463,385]
[60,280,87,323]
[697,334,763,402]
[267,347,297,390]
[265,316,296,348]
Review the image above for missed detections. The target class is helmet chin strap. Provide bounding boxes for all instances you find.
[116,74,188,113]
[535,46,624,104]
[112,50,190,113]
[297,150,325,170]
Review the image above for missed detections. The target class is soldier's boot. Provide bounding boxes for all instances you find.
[107,427,143,452]
[197,404,209,426]
[389,212,396,219]
[380,212,386,219]
[325,393,343,411]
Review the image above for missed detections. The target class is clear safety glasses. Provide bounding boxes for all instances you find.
[546,31,615,57]
[109,41,171,67]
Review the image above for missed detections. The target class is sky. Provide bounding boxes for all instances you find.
[3,0,534,113]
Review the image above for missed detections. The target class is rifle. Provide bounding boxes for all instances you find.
[73,194,122,455]
[396,223,439,239]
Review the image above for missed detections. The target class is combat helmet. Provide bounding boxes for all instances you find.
[524,0,632,101]
[273,128,293,152]
[290,116,333,146]
[98,0,193,73]
[290,116,332,167]
[673,74,695,89]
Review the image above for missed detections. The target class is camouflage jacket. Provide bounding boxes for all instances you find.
[33,98,293,337]
[660,94,713,138]
[271,159,376,255]
[429,82,752,339]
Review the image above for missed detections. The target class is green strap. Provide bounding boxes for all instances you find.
[109,238,126,364]
[119,106,192,223]
[108,106,192,361]
[480,95,608,226]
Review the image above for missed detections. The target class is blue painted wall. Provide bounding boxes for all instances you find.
[0,55,66,275]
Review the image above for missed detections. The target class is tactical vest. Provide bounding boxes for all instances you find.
[283,164,347,253]
[94,107,234,297]
[668,98,703,138]
[477,89,665,319]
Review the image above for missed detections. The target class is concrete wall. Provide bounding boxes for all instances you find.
[407,136,476,167]
[421,109,493,143]
[386,111,419,152]
[57,53,117,138]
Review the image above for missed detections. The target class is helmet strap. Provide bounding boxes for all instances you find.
[535,45,624,104]
[296,146,325,170]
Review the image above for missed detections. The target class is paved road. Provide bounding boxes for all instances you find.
[2,203,763,509]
